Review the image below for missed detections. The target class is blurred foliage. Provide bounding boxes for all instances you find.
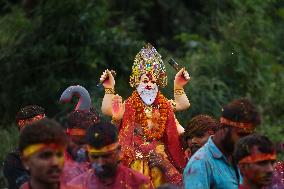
[0,0,284,186]
[0,125,18,186]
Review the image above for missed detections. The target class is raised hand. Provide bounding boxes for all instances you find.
[100,69,115,88]
[174,67,190,89]
[112,94,124,120]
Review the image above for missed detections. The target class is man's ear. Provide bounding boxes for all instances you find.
[117,145,121,152]
[217,126,226,137]
[239,164,249,175]
[208,130,214,135]
[22,158,30,171]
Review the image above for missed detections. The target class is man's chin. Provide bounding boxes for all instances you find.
[190,146,201,154]
[261,176,273,186]
[95,171,115,179]
[44,177,61,184]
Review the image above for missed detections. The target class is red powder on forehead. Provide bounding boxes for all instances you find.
[146,73,153,80]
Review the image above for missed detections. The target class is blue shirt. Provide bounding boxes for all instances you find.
[183,137,241,189]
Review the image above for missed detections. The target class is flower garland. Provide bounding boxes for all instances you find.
[130,90,169,140]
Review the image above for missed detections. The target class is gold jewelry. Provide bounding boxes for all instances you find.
[111,118,121,126]
[105,88,115,94]
[170,100,177,111]
[144,105,153,119]
[174,88,185,95]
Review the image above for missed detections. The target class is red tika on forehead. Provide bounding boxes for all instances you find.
[66,128,86,136]
[220,117,255,131]
[146,72,153,80]
[238,152,276,164]
[18,114,45,129]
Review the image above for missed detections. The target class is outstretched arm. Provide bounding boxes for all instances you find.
[173,68,190,111]
[100,70,125,120]
[101,69,116,116]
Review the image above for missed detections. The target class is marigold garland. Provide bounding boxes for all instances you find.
[130,90,168,140]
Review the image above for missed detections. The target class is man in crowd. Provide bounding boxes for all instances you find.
[68,122,153,188]
[183,98,261,189]
[59,85,100,183]
[3,105,45,189]
[19,118,78,189]
[184,114,220,159]
[62,107,100,183]
[234,134,276,189]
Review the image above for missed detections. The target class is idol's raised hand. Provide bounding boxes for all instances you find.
[100,69,115,89]
[111,94,125,120]
[174,68,190,88]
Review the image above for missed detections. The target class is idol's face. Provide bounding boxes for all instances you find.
[139,74,157,90]
[137,73,158,105]
[24,147,64,184]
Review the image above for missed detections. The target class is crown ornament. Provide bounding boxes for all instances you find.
[129,43,167,88]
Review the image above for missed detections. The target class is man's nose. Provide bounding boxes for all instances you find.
[191,138,199,144]
[97,157,106,165]
[266,162,274,173]
[51,155,63,166]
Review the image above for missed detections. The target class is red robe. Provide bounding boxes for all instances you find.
[61,151,89,184]
[118,94,186,172]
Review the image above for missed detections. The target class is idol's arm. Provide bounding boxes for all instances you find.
[101,93,115,116]
[100,70,116,116]
[173,68,190,111]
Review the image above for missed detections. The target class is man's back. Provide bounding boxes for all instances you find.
[183,137,240,189]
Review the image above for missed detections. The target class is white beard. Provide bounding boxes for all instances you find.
[137,83,158,105]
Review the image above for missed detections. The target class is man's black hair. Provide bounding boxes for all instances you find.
[16,105,45,122]
[66,107,100,130]
[185,114,220,140]
[234,134,275,163]
[19,118,67,153]
[222,98,261,127]
[86,122,118,149]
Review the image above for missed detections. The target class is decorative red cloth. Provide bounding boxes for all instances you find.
[238,185,250,189]
[265,161,284,188]
[118,94,186,171]
[62,160,89,184]
[68,163,153,189]
[61,151,89,184]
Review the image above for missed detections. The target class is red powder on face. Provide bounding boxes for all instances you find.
[146,73,153,80]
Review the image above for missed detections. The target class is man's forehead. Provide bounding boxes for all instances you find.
[34,147,64,157]
[250,145,262,155]
[70,135,86,144]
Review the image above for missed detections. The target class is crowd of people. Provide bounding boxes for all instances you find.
[2,43,284,189]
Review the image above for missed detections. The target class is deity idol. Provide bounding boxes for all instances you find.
[100,43,190,187]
